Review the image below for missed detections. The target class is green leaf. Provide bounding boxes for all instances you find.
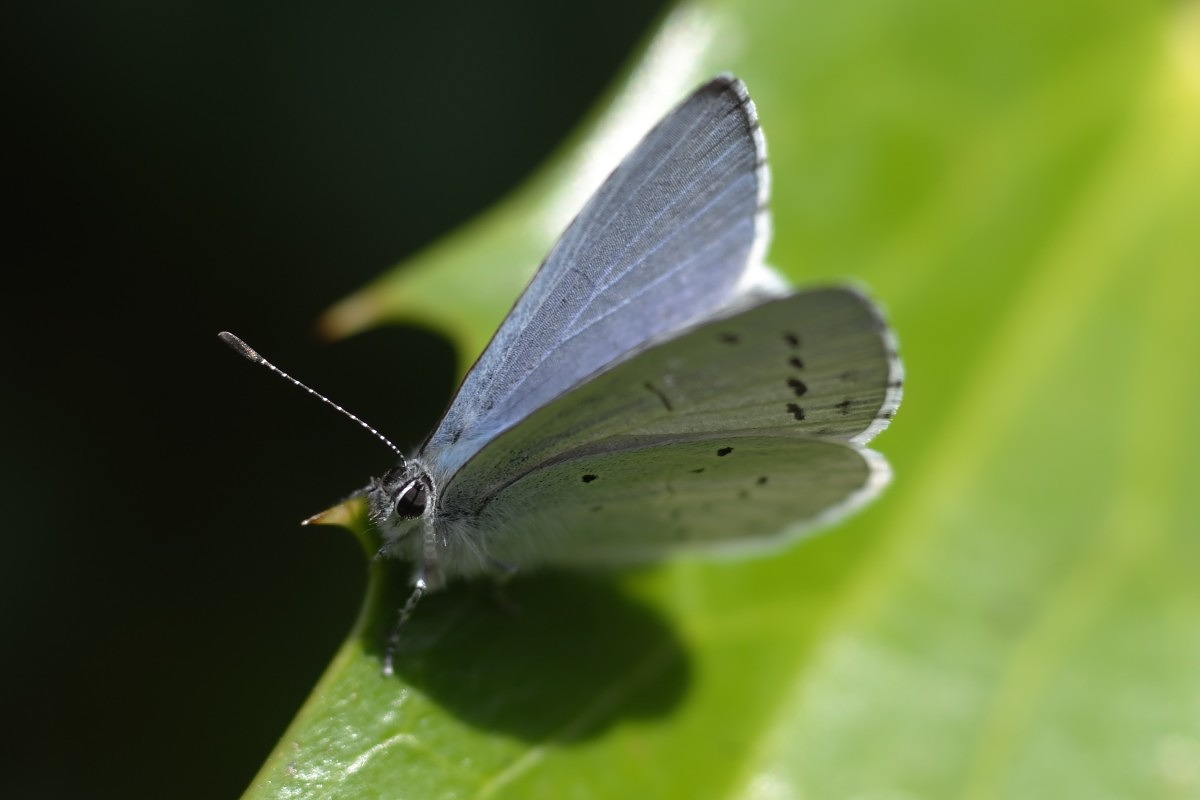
[247,0,1200,797]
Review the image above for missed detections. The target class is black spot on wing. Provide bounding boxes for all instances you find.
[786,403,805,421]
[756,476,768,485]
[719,331,740,344]
[581,474,598,483]
[835,399,852,415]
[789,356,805,370]
[690,467,705,474]
[787,378,807,397]
[783,332,801,348]
[717,447,733,457]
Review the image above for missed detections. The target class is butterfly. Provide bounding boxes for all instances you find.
[223,75,901,672]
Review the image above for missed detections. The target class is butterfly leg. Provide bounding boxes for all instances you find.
[381,518,444,676]
[381,577,427,677]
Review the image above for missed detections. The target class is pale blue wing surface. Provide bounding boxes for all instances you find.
[423,77,767,478]
[430,288,901,573]
[438,287,901,517]
[454,434,886,571]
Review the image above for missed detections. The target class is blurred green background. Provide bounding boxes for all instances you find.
[5,0,1198,798]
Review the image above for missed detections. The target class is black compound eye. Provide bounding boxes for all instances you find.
[393,478,428,519]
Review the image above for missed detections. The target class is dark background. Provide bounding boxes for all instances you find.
[4,2,664,797]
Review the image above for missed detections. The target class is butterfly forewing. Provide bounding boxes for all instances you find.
[424,77,768,478]
[438,287,901,525]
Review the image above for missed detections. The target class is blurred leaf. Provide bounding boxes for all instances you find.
[248,0,1200,798]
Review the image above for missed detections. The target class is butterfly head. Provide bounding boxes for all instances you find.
[367,463,434,544]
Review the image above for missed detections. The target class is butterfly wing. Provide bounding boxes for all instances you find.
[423,76,769,478]
[462,434,888,569]
[433,287,901,575]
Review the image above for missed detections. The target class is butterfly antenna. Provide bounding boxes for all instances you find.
[219,331,405,462]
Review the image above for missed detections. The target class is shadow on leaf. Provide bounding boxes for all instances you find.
[367,565,691,743]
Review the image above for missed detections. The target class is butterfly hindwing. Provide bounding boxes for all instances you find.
[437,287,900,523]
[443,433,886,571]
[429,287,900,572]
